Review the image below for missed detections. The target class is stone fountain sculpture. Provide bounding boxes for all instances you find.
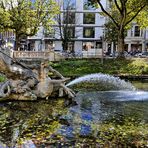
[0,49,75,101]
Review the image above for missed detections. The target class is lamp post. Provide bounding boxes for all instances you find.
[100,29,105,64]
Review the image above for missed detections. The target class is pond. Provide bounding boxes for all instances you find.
[0,80,148,147]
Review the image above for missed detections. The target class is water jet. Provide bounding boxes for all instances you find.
[67,73,135,91]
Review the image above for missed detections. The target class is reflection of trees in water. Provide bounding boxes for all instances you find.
[132,81,148,91]
[121,102,148,123]
[0,109,15,147]
[76,91,148,123]
[0,103,28,147]
[76,92,122,122]
[0,99,68,147]
[1,92,148,147]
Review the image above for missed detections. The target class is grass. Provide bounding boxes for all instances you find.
[50,58,148,77]
[0,58,147,82]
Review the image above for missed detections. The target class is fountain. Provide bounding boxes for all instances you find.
[66,73,136,91]
[64,73,148,125]
[0,49,75,100]
[0,74,148,147]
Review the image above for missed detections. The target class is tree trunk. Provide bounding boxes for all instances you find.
[14,33,20,51]
[117,29,125,58]
[62,41,68,52]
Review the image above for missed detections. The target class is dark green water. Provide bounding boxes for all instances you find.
[0,81,148,147]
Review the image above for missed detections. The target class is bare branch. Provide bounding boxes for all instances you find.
[114,0,122,14]
[96,0,119,28]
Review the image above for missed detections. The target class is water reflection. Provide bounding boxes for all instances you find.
[0,82,148,147]
[0,99,68,147]
[74,91,148,122]
[132,81,148,91]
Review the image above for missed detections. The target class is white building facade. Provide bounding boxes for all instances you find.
[28,0,107,57]
[28,0,148,55]
[125,24,148,53]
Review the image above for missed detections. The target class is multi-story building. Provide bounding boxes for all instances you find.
[106,25,148,54]
[125,24,148,53]
[28,0,107,57]
[1,0,148,57]
[29,0,148,56]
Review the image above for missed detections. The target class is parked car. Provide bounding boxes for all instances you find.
[140,52,148,58]
[134,51,148,58]
[109,51,131,57]
[134,52,143,57]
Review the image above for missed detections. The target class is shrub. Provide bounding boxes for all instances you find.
[127,59,148,75]
[0,75,6,82]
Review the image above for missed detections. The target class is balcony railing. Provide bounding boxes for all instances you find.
[11,49,103,61]
[13,51,64,61]
[13,51,50,58]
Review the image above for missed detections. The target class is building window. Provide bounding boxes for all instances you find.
[63,0,76,10]
[45,41,54,50]
[27,40,35,51]
[96,41,102,48]
[83,42,95,50]
[83,27,95,38]
[134,26,140,37]
[83,13,95,24]
[83,0,96,10]
[63,12,75,24]
[67,42,74,52]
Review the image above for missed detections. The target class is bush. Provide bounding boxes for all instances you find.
[0,75,5,82]
[127,59,148,75]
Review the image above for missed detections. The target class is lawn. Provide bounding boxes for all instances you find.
[50,58,148,77]
[0,58,147,82]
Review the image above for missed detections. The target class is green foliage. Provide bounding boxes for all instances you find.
[0,0,59,49]
[88,0,148,57]
[50,59,148,77]
[136,8,148,28]
[88,0,148,28]
[121,59,148,75]
[0,75,6,82]
[0,8,11,31]
[104,20,118,44]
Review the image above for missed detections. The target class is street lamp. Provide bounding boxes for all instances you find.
[100,30,105,64]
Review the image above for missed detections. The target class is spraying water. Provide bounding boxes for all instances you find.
[66,73,135,91]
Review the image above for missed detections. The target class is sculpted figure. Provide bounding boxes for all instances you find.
[0,49,75,101]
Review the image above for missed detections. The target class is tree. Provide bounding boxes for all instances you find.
[88,0,148,57]
[104,20,118,53]
[0,0,59,50]
[104,19,129,54]
[54,0,77,53]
